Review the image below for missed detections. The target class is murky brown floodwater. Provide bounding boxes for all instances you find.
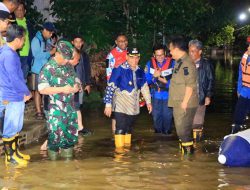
[1,58,250,190]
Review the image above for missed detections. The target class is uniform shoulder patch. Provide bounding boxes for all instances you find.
[183,67,189,76]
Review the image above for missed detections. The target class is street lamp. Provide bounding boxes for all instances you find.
[239,13,247,21]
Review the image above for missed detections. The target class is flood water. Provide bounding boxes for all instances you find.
[1,58,250,190]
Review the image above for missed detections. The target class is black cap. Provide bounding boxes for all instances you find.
[43,22,56,32]
[0,10,15,22]
[127,47,140,57]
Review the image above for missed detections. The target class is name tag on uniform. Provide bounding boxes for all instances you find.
[161,68,173,77]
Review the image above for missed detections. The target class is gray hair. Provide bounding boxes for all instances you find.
[189,39,203,50]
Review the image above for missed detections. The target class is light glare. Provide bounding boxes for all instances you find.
[239,13,247,21]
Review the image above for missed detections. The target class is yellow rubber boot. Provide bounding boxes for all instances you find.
[124,134,132,147]
[181,141,194,155]
[115,135,125,148]
[115,135,125,153]
[3,137,28,166]
[14,135,30,161]
[193,130,197,141]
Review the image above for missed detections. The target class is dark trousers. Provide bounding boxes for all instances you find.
[152,98,173,133]
[0,109,4,136]
[114,112,137,134]
[233,96,250,125]
[173,107,197,142]
[20,56,30,80]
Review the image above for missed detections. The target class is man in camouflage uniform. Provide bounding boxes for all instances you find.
[38,40,80,160]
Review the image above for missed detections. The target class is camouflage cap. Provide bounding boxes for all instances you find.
[56,40,74,60]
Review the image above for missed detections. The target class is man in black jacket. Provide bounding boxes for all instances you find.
[72,34,92,136]
[189,39,214,142]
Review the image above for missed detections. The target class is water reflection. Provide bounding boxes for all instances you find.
[1,57,250,190]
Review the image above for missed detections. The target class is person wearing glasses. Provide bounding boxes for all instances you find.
[145,44,175,135]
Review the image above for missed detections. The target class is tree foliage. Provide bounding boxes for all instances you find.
[24,0,237,62]
[207,25,235,47]
[25,0,44,32]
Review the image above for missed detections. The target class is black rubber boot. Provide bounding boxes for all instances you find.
[181,142,194,155]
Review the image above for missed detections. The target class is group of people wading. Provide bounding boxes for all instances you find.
[1,0,250,168]
[104,33,214,155]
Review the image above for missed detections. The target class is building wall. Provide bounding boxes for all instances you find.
[33,0,55,22]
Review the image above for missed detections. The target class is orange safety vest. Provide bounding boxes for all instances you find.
[241,52,250,87]
[110,48,127,68]
[150,57,172,71]
[150,57,172,92]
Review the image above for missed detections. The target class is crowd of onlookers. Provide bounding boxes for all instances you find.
[0,0,92,165]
